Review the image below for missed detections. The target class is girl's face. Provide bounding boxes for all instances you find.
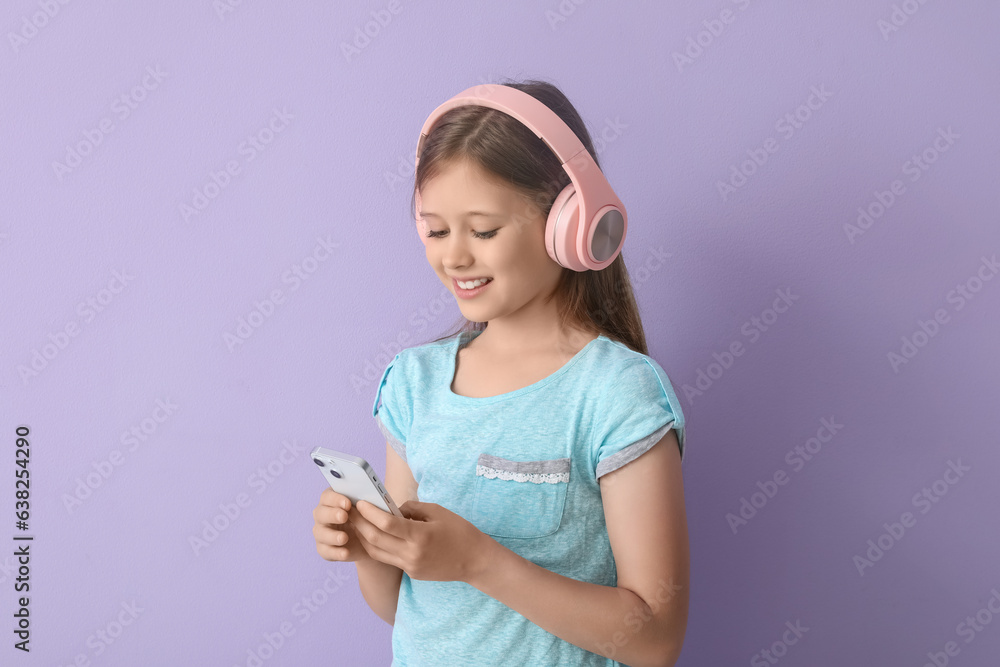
[418,158,563,323]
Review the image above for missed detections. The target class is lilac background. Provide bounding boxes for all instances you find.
[3,1,999,665]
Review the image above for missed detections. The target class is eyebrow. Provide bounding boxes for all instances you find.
[419,211,504,219]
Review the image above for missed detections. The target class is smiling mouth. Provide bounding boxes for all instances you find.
[454,277,493,290]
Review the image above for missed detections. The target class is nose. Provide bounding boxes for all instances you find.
[440,232,475,270]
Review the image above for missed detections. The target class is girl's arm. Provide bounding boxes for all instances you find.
[355,557,404,625]
[355,441,420,625]
[465,430,689,667]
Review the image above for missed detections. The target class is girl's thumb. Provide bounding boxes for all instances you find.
[400,500,427,519]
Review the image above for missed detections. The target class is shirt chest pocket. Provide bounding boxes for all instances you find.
[470,454,571,539]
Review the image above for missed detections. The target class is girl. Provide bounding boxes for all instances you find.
[313,79,689,667]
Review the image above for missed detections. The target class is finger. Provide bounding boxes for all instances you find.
[325,506,351,524]
[353,528,404,570]
[313,505,348,525]
[313,523,348,547]
[352,503,409,552]
[320,488,341,506]
[357,500,408,539]
[313,504,335,524]
[399,500,429,521]
[316,541,351,562]
[328,528,349,547]
[320,488,351,510]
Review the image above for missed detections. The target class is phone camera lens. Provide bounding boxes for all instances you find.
[329,469,342,479]
[312,458,325,467]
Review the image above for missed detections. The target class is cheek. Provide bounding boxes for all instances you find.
[492,238,532,268]
[428,249,448,271]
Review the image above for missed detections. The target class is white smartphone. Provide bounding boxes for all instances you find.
[310,446,403,517]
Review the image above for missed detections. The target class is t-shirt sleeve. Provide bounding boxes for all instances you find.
[591,356,686,479]
[371,352,412,463]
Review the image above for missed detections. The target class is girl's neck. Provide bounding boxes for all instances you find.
[465,322,598,358]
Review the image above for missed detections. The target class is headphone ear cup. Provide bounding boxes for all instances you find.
[545,184,586,272]
[414,189,429,244]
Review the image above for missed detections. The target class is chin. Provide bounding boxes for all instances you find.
[459,302,493,317]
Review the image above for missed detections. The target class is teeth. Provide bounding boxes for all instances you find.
[457,278,492,289]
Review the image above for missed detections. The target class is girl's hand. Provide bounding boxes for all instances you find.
[312,488,373,564]
[352,499,494,584]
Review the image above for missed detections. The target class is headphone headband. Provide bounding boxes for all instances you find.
[417,84,588,169]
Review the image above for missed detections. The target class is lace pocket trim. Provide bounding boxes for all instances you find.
[476,465,569,484]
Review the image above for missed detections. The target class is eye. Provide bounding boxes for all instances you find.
[425,229,499,239]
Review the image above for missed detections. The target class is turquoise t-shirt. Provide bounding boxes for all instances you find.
[370,329,686,667]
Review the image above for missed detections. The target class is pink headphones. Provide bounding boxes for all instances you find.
[413,84,627,272]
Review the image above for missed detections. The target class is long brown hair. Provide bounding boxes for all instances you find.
[412,79,650,355]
